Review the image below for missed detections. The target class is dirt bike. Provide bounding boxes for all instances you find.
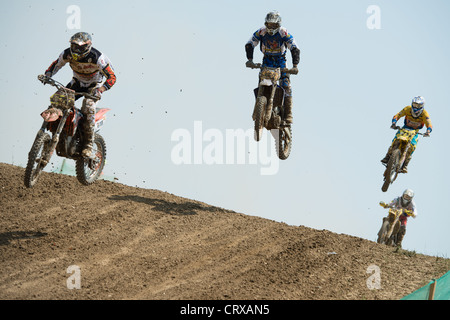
[377,201,413,246]
[24,75,110,188]
[247,63,297,160]
[381,126,425,192]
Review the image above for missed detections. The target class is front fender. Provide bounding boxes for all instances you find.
[40,107,63,122]
[259,79,273,86]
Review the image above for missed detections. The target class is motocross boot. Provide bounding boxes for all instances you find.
[381,145,393,166]
[401,153,412,173]
[284,96,293,124]
[81,121,95,158]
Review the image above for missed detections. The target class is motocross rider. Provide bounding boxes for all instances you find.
[245,11,300,124]
[381,96,432,173]
[381,189,417,248]
[43,32,116,158]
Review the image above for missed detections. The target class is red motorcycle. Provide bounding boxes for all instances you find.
[24,75,110,187]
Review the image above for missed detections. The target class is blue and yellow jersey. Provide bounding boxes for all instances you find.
[393,106,432,132]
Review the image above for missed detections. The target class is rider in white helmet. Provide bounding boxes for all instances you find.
[245,11,300,124]
[381,96,432,173]
[382,189,417,248]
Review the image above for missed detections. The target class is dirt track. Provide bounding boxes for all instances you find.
[0,162,448,300]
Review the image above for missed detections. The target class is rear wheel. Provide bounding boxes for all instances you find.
[275,126,292,160]
[24,131,52,188]
[76,133,106,185]
[381,180,390,193]
[254,96,267,142]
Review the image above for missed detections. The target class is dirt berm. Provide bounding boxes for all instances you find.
[0,162,448,300]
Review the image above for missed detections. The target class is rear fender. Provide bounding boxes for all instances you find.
[94,108,111,131]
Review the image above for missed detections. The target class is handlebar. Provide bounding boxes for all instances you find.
[379,201,388,208]
[246,63,298,75]
[391,125,426,136]
[404,209,414,216]
[379,201,414,216]
[38,74,100,101]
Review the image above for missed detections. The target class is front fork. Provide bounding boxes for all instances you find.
[38,110,69,165]
[386,213,401,245]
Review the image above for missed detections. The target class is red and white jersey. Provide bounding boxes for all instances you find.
[45,47,116,90]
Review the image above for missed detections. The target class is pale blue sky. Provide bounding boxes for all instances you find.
[1,0,449,257]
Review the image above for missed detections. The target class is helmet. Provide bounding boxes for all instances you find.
[69,32,92,61]
[411,96,425,118]
[265,11,282,36]
[401,189,414,206]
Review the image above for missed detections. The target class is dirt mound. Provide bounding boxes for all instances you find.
[0,162,448,300]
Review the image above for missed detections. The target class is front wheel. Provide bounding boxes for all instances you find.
[274,127,292,160]
[254,96,267,142]
[76,133,106,185]
[24,131,52,188]
[377,218,390,244]
[384,219,399,246]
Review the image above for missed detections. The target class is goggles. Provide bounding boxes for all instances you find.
[412,102,423,110]
[265,22,280,30]
[71,43,89,54]
[402,194,412,202]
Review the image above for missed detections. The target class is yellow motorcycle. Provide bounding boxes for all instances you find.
[381,126,424,192]
[377,201,413,246]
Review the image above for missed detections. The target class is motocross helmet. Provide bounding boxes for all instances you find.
[411,96,425,118]
[265,11,282,36]
[401,189,414,206]
[70,32,92,61]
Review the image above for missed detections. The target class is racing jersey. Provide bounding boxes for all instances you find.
[387,197,417,226]
[246,27,300,65]
[45,47,116,90]
[393,106,432,132]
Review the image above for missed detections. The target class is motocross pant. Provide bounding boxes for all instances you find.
[66,78,100,156]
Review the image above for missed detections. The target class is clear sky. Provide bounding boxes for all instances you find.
[1,0,449,258]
